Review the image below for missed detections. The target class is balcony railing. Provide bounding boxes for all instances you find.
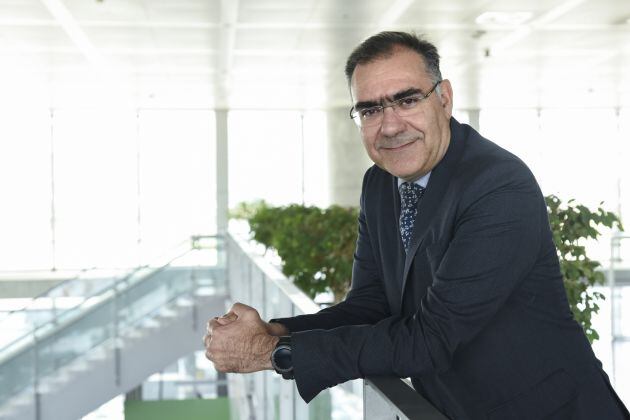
[226,227,447,420]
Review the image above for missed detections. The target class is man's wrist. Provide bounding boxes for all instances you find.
[261,335,279,370]
[266,321,290,336]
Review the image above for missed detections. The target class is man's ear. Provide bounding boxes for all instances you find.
[439,79,454,118]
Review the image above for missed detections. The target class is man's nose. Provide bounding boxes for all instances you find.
[380,106,406,137]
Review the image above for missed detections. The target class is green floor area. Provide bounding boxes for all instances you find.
[125,398,230,420]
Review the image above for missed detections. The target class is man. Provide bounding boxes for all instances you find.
[205,31,630,419]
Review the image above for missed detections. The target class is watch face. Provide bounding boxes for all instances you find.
[273,346,293,372]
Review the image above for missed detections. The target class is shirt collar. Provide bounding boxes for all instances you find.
[397,171,431,190]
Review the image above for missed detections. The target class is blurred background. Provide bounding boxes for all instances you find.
[0,0,629,419]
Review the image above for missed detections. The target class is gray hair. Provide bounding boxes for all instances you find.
[344,31,443,86]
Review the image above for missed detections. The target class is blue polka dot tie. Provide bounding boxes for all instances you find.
[399,182,425,252]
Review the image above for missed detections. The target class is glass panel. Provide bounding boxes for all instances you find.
[540,109,619,263]
[613,340,630,406]
[0,340,35,408]
[228,111,304,207]
[138,110,216,264]
[52,110,139,269]
[0,108,216,272]
[302,111,329,207]
[619,109,630,229]
[538,109,618,209]
[0,270,124,351]
[0,244,223,410]
[35,297,114,379]
[227,233,362,420]
[452,109,470,125]
[0,109,53,270]
[479,109,541,179]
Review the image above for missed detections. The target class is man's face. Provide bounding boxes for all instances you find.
[350,47,453,182]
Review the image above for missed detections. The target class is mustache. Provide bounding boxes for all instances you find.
[376,134,422,149]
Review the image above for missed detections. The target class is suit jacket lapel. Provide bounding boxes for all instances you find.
[389,175,405,310]
[400,118,468,302]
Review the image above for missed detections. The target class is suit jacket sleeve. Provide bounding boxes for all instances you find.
[290,157,545,403]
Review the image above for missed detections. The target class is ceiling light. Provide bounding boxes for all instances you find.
[475,11,533,26]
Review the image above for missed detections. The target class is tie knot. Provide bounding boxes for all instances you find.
[399,182,425,210]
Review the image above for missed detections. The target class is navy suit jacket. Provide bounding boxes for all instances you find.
[273,118,629,419]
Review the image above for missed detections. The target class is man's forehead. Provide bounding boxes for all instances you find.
[349,49,430,101]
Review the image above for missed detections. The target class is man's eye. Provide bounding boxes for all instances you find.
[399,96,420,108]
[361,108,381,118]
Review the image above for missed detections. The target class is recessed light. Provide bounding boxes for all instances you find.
[476,11,533,26]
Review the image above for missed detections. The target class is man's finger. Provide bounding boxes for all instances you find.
[229,302,259,320]
[206,317,222,335]
[221,311,238,320]
[216,311,237,325]
[203,334,212,348]
[206,317,217,333]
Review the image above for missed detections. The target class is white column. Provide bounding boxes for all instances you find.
[468,108,480,131]
[326,107,373,207]
[216,109,229,234]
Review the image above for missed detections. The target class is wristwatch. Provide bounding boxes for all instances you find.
[270,336,294,379]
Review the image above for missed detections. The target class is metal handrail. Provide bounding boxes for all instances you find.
[365,377,448,420]
[0,236,214,360]
[0,266,143,360]
[0,267,95,320]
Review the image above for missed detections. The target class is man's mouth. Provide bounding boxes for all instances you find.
[379,137,418,151]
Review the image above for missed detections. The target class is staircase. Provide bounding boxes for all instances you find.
[0,242,227,420]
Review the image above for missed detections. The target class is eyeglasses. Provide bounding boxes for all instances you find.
[349,81,442,128]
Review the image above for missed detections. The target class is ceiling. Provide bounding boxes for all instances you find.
[1,0,629,110]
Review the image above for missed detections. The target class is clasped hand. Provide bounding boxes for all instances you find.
[203,302,287,373]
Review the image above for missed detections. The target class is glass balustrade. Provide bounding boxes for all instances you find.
[0,237,225,413]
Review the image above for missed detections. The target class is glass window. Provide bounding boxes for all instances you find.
[138,110,216,264]
[1,108,216,270]
[52,110,139,269]
[539,108,619,263]
[452,109,470,125]
[301,111,328,207]
[0,109,53,270]
[479,109,541,178]
[539,109,618,209]
[619,109,630,229]
[229,110,328,208]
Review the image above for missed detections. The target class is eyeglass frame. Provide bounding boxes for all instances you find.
[349,80,442,128]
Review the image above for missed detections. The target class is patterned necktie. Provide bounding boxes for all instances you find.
[399,182,425,252]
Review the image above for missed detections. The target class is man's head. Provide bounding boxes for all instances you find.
[346,32,453,182]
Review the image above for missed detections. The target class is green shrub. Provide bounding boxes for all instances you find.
[243,201,357,302]
[545,195,623,343]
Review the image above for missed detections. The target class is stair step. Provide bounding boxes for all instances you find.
[157,307,178,318]
[85,345,111,362]
[176,297,195,307]
[194,287,217,296]
[141,318,161,329]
